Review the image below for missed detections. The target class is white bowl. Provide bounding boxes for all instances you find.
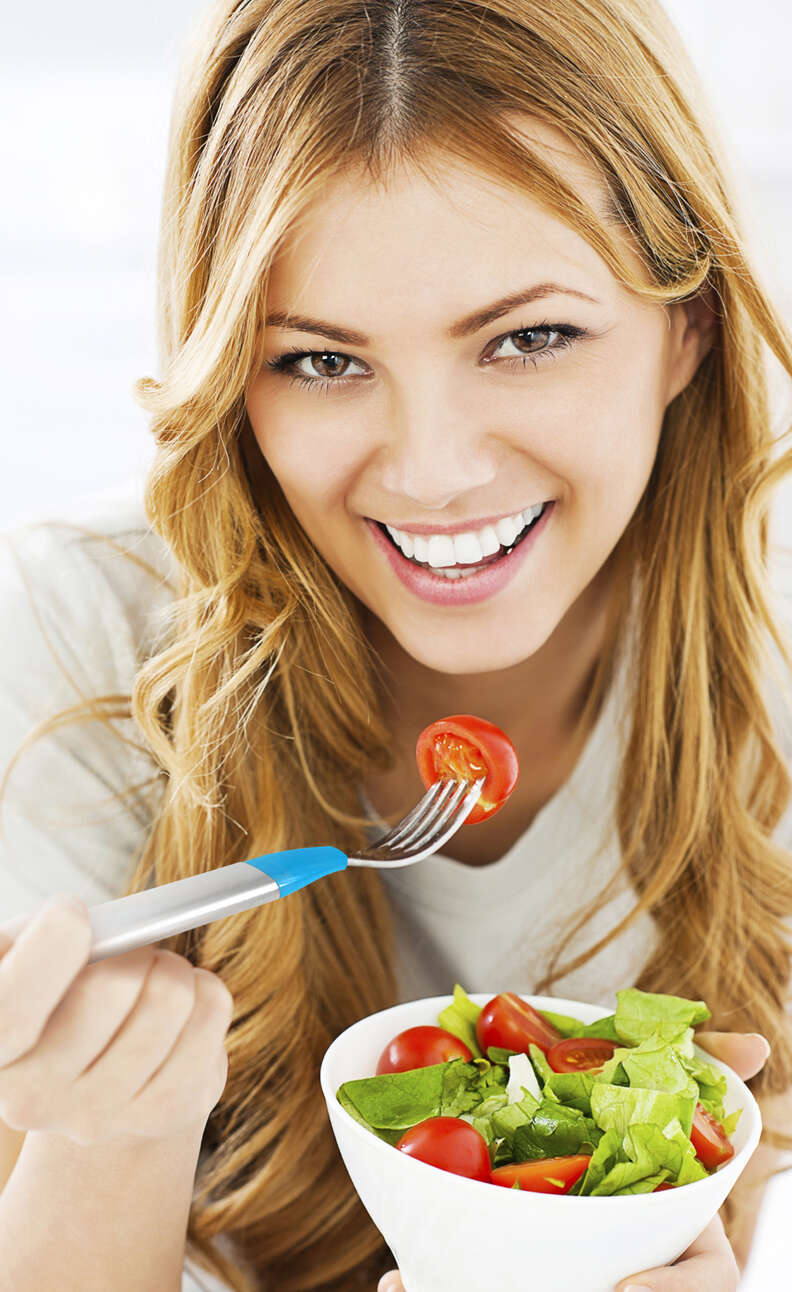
[319,992,762,1292]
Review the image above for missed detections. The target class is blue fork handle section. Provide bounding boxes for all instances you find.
[245,846,348,895]
[85,846,349,962]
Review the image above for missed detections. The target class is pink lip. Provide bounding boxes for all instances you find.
[365,503,554,606]
[371,508,543,537]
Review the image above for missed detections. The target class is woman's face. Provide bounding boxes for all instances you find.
[245,118,711,675]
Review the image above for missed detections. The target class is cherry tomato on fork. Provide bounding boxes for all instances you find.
[476,992,564,1055]
[415,715,519,824]
[376,1025,473,1074]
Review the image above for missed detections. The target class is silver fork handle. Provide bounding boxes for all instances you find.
[86,863,281,962]
[85,845,348,962]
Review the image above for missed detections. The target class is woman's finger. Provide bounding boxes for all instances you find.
[695,1030,771,1080]
[377,1271,404,1292]
[614,1213,739,1290]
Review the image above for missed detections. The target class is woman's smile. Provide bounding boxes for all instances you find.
[361,501,552,607]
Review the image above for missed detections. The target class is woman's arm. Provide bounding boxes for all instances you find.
[0,1119,207,1292]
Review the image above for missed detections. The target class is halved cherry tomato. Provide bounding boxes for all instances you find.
[476,992,564,1056]
[376,1025,473,1074]
[491,1155,591,1194]
[653,1182,676,1191]
[395,1116,492,1181]
[546,1037,618,1073]
[416,715,519,824]
[689,1102,735,1170]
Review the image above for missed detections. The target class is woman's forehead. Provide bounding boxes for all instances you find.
[264,126,639,330]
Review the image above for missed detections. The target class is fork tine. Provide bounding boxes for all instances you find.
[350,776,486,867]
[384,779,468,851]
[378,780,457,849]
[390,775,480,857]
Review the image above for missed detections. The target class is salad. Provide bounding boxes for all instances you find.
[336,985,741,1196]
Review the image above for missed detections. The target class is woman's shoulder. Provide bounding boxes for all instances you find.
[0,480,178,913]
[0,477,178,674]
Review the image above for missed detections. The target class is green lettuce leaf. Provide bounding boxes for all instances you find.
[536,1008,587,1038]
[614,989,710,1045]
[441,1057,507,1116]
[591,1082,697,1139]
[581,1119,707,1195]
[577,1127,623,1195]
[512,1098,602,1160]
[528,1043,555,1087]
[437,983,483,1057]
[619,1032,700,1100]
[583,1013,622,1042]
[680,1051,728,1120]
[544,1070,597,1115]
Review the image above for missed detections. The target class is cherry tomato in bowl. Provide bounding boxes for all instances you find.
[476,992,565,1056]
[416,715,519,824]
[546,1037,618,1072]
[491,1155,591,1194]
[689,1102,735,1170]
[376,1025,473,1074]
[395,1116,492,1182]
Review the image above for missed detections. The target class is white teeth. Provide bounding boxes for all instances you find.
[495,515,521,547]
[412,535,429,563]
[383,503,546,567]
[453,531,486,564]
[479,525,501,557]
[427,535,456,567]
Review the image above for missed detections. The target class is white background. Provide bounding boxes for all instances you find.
[0,2,790,1282]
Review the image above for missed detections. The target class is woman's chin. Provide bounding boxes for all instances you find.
[389,624,557,676]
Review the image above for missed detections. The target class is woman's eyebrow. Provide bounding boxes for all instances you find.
[264,282,601,347]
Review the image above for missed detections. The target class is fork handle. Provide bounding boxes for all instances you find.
[85,847,348,963]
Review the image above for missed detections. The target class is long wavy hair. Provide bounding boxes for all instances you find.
[4,1,792,1287]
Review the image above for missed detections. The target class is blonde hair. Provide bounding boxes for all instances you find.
[4,1,792,1287]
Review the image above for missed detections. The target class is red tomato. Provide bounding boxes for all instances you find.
[491,1155,591,1194]
[546,1037,618,1073]
[476,992,564,1056]
[376,1025,473,1074]
[395,1117,492,1181]
[653,1182,675,1191]
[415,715,519,824]
[689,1103,735,1170]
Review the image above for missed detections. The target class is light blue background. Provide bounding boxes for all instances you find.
[0,4,790,1282]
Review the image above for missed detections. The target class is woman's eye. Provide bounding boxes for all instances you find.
[264,322,586,392]
[264,348,368,390]
[487,324,584,367]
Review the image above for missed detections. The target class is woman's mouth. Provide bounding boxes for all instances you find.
[377,502,549,578]
[365,502,555,606]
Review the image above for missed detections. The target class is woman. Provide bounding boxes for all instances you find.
[0,1,790,1289]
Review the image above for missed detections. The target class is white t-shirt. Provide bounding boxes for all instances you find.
[2,481,792,1291]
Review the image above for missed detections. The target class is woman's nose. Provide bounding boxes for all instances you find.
[376,387,499,511]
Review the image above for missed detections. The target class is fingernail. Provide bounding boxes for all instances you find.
[747,1033,772,1061]
[378,1277,400,1292]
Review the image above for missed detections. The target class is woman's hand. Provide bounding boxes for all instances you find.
[0,895,234,1145]
[376,1031,771,1292]
[611,1029,770,1291]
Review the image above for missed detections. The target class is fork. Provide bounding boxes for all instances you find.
[74,776,486,962]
